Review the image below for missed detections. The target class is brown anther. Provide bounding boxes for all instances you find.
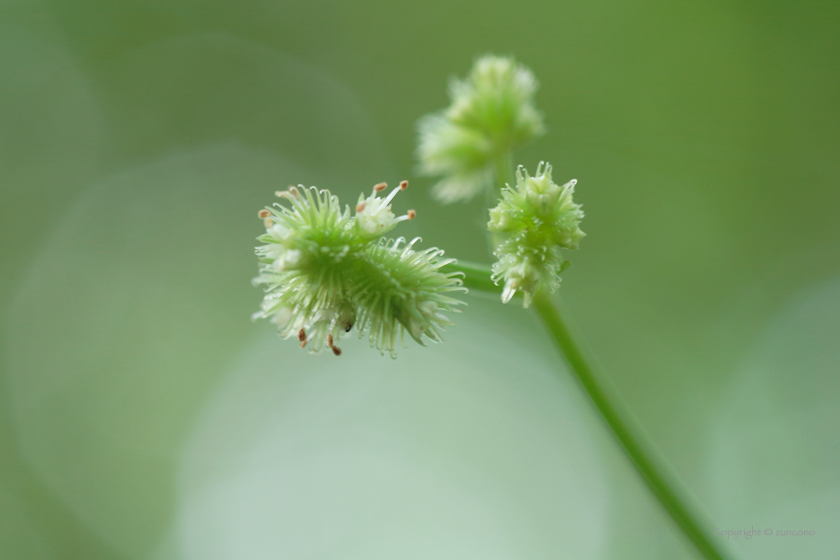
[344,321,353,332]
[300,340,307,348]
[327,334,334,348]
[258,209,270,218]
[356,201,366,213]
[298,328,306,342]
[374,182,387,192]
[407,209,416,220]
[275,190,285,197]
[400,180,408,190]
[331,346,342,356]
[264,217,273,229]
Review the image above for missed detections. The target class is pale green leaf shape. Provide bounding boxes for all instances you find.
[706,275,840,559]
[3,30,396,559]
[4,145,305,559]
[161,296,700,560]
[170,299,608,560]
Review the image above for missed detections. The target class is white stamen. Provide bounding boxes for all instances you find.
[382,185,402,206]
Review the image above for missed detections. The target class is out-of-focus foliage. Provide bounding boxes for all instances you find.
[1,1,839,559]
[417,55,544,203]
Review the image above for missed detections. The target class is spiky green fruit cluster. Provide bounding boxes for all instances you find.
[488,162,584,307]
[253,182,465,357]
[417,55,545,203]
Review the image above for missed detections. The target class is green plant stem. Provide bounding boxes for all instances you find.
[486,151,514,250]
[531,290,731,560]
[493,150,513,197]
[444,260,732,560]
[441,260,499,293]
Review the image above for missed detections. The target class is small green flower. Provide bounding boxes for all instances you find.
[253,182,465,357]
[354,181,415,240]
[417,55,545,203]
[488,162,584,307]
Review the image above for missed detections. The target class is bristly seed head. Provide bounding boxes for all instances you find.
[253,183,466,357]
[488,162,584,307]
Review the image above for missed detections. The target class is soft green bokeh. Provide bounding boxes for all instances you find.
[1,1,838,559]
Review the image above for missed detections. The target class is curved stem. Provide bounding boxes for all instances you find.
[441,260,500,294]
[532,290,731,560]
[485,151,514,253]
[444,260,733,560]
[493,150,513,197]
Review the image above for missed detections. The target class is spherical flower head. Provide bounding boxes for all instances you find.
[253,182,463,357]
[253,186,357,353]
[446,56,544,140]
[417,55,545,204]
[488,162,584,307]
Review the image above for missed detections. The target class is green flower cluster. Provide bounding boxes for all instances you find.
[253,182,465,357]
[488,163,584,307]
[417,55,545,203]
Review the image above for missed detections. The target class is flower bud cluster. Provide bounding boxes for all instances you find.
[253,183,465,357]
[417,55,545,203]
[488,162,584,307]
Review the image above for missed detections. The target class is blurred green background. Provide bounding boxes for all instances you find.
[1,0,839,558]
